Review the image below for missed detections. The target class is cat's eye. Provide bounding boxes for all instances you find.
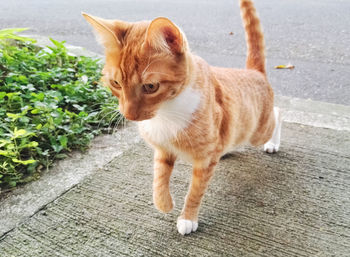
[142,83,159,94]
[110,80,121,89]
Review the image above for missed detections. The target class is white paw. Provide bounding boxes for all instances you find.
[177,219,198,235]
[264,107,282,154]
[264,142,279,153]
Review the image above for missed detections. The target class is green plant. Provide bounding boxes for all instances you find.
[0,28,121,189]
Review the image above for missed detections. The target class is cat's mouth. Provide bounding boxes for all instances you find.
[125,117,151,122]
[122,112,155,122]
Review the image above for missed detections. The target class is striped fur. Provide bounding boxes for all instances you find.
[240,0,266,74]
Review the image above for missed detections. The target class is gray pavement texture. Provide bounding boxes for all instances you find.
[1,0,350,105]
[0,122,349,257]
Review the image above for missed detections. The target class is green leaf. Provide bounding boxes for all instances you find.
[12,128,27,138]
[26,141,39,148]
[0,28,36,43]
[8,181,17,187]
[51,144,63,153]
[49,38,66,49]
[0,139,11,147]
[12,158,36,165]
[31,92,45,101]
[58,135,68,148]
[73,104,84,111]
[19,116,30,124]
[0,150,14,157]
[6,92,21,100]
[6,112,21,121]
[0,92,6,100]
[55,153,68,159]
[0,28,28,34]
[6,144,15,150]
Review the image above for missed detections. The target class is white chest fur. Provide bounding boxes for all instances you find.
[138,86,201,146]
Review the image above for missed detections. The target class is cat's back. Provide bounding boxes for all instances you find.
[209,66,273,102]
[192,55,270,94]
[210,66,268,90]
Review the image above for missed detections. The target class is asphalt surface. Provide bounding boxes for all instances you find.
[1,122,349,256]
[1,0,349,105]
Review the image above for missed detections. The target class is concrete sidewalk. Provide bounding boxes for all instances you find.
[0,121,349,256]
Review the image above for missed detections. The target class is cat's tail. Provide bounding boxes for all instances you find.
[239,0,266,75]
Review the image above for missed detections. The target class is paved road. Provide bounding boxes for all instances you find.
[1,0,349,105]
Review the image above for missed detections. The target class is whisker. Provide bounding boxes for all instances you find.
[97,109,118,130]
[107,112,120,133]
[93,104,118,120]
[86,101,116,113]
[112,113,124,134]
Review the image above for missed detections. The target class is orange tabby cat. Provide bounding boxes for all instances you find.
[83,0,282,235]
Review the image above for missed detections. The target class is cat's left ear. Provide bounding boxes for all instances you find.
[144,17,186,55]
[82,12,128,50]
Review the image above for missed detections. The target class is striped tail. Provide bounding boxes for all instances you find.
[239,0,266,75]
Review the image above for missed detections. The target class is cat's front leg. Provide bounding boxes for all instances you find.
[177,159,217,235]
[153,148,176,213]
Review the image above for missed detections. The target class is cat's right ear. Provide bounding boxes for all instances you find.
[144,17,186,55]
[82,12,127,50]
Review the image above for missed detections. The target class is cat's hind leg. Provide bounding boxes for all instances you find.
[264,107,282,153]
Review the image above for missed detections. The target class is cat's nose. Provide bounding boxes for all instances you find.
[123,108,140,121]
[122,100,140,121]
[124,112,139,121]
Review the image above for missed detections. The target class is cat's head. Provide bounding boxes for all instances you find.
[82,13,192,121]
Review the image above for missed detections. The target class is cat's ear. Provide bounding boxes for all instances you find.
[145,17,186,55]
[82,12,128,50]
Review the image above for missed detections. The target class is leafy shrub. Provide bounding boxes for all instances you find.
[0,28,121,189]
